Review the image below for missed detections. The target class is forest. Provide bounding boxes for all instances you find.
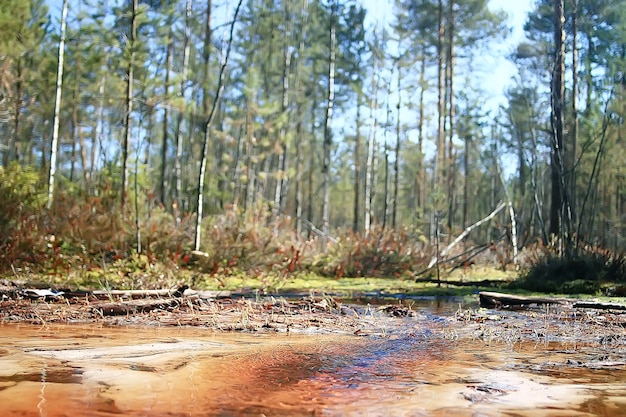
[0,0,625,292]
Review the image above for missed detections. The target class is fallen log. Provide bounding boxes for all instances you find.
[182,289,232,299]
[414,278,509,287]
[92,289,179,299]
[479,291,568,308]
[92,299,180,316]
[573,301,626,311]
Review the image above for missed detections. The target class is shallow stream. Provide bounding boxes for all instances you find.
[1,300,626,416]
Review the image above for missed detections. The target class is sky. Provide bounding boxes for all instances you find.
[360,0,534,111]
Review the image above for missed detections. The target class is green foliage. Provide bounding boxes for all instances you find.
[0,165,47,271]
[0,163,46,222]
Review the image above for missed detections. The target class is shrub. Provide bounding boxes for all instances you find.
[513,244,626,294]
[310,226,428,278]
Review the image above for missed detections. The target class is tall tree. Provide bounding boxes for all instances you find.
[549,0,571,245]
[120,0,139,208]
[321,0,337,249]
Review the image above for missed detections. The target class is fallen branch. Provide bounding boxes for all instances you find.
[92,299,181,316]
[479,291,569,308]
[428,202,506,269]
[414,233,506,280]
[573,301,626,311]
[415,278,509,287]
[92,289,179,299]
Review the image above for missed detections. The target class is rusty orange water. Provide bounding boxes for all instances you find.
[1,322,625,416]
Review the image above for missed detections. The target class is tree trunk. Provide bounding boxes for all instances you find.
[463,132,469,229]
[307,88,316,235]
[435,0,445,195]
[294,0,307,238]
[46,0,68,210]
[549,0,569,247]
[364,57,379,235]
[244,99,256,212]
[90,70,106,193]
[174,0,192,222]
[160,26,173,207]
[417,48,426,215]
[382,66,393,230]
[121,0,138,209]
[321,1,336,250]
[570,0,579,234]
[273,2,292,220]
[446,0,456,231]
[194,0,242,251]
[69,60,79,184]
[353,87,362,233]
[392,60,401,229]
[202,0,212,119]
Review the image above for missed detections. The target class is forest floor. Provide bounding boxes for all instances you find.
[2,277,626,357]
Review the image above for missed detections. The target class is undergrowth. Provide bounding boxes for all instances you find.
[4,165,624,295]
[512,241,626,294]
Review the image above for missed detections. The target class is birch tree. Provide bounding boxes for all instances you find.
[47,0,68,210]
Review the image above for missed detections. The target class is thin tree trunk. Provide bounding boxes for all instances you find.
[70,63,78,184]
[194,0,242,251]
[435,0,445,194]
[307,70,318,235]
[232,124,243,209]
[446,0,456,230]
[353,87,362,233]
[202,0,212,118]
[121,0,138,209]
[364,56,380,235]
[549,0,571,251]
[243,98,255,212]
[417,49,426,214]
[160,26,173,207]
[393,60,401,229]
[463,132,469,229]
[70,29,85,187]
[90,70,106,192]
[47,0,68,210]
[295,0,309,238]
[174,0,192,222]
[273,1,293,219]
[570,0,579,235]
[321,0,336,250]
[382,66,393,229]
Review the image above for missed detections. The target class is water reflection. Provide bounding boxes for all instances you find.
[1,321,625,416]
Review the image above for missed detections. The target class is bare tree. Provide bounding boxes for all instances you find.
[47,0,68,210]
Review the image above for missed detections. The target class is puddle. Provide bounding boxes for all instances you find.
[1,318,626,416]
